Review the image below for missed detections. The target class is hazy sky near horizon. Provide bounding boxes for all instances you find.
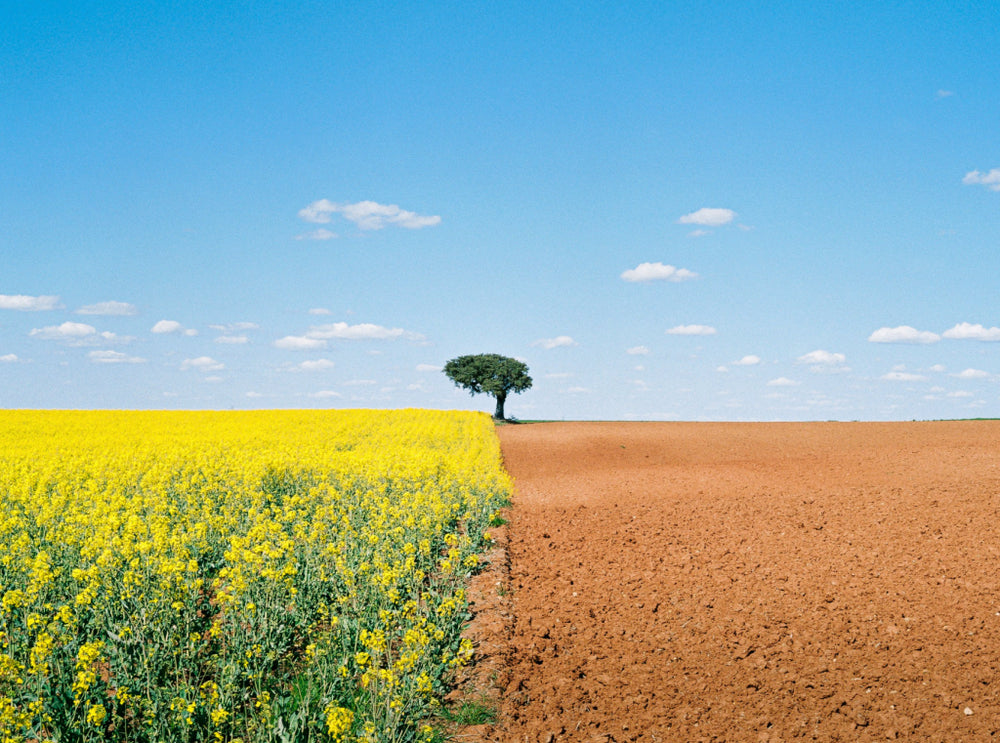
[2,1,999,420]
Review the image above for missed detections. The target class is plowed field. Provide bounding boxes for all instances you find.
[486,421,1000,742]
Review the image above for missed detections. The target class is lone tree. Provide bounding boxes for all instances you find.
[443,353,532,420]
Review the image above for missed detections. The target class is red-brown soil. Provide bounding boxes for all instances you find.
[482,421,1000,742]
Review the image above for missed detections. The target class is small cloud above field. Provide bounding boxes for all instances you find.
[1,354,20,363]
[962,168,1000,191]
[28,322,130,347]
[295,228,338,241]
[0,294,61,311]
[952,368,990,379]
[76,301,138,316]
[868,326,940,344]
[667,324,716,336]
[275,335,326,350]
[797,349,849,373]
[152,320,198,336]
[766,377,799,387]
[30,321,97,340]
[942,322,1000,341]
[797,349,845,365]
[733,355,761,366]
[298,359,335,371]
[276,322,425,349]
[89,350,146,364]
[621,262,697,283]
[307,322,423,341]
[677,208,736,226]
[881,371,926,381]
[533,335,577,349]
[210,322,259,333]
[181,356,224,371]
[298,199,441,230]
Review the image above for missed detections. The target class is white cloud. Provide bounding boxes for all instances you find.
[620,262,698,283]
[716,366,729,372]
[181,356,224,371]
[415,363,441,372]
[881,371,926,381]
[299,359,336,371]
[532,335,577,349]
[942,322,1000,341]
[298,199,441,230]
[947,390,973,398]
[30,321,96,340]
[98,331,133,344]
[953,368,990,379]
[687,229,710,238]
[295,228,338,241]
[963,168,1000,191]
[677,208,736,226]
[309,308,332,315]
[215,335,248,344]
[343,379,377,386]
[936,89,954,99]
[767,377,799,387]
[0,294,61,311]
[733,355,762,366]
[626,346,649,355]
[666,324,716,336]
[310,390,342,398]
[209,322,259,332]
[89,350,146,364]
[29,322,132,346]
[151,320,197,336]
[275,335,327,350]
[152,320,182,333]
[76,301,138,316]
[1,354,18,363]
[306,322,424,342]
[868,326,940,344]
[797,349,846,365]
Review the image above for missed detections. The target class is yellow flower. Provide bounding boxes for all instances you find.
[86,703,106,726]
[324,704,354,739]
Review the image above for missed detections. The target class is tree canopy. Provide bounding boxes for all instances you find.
[442,353,532,420]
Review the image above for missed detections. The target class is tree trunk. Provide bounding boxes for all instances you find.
[494,392,507,420]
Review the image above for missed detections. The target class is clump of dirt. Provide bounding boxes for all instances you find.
[489,421,1000,742]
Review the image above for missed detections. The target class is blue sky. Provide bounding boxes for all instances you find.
[2,1,998,420]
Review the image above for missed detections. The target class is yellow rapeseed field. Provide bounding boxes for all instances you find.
[0,409,510,743]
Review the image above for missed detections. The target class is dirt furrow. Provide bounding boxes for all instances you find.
[488,421,1000,742]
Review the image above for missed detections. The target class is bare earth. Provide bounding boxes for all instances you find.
[478,421,1000,742]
